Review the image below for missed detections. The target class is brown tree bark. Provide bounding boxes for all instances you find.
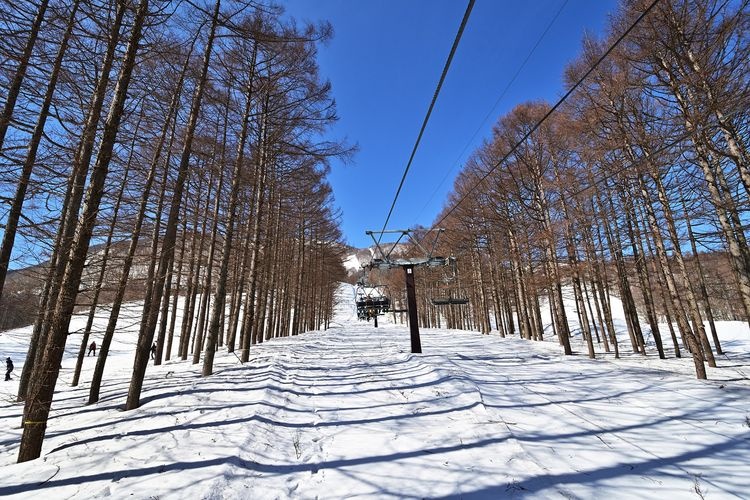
[203,43,258,376]
[87,35,193,404]
[0,0,78,301]
[126,0,221,411]
[17,0,127,403]
[0,0,49,149]
[19,0,150,461]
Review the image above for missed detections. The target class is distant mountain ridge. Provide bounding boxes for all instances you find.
[342,243,411,277]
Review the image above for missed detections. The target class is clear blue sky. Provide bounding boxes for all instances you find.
[282,0,618,248]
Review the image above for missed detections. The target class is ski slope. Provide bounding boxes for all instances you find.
[1,285,749,498]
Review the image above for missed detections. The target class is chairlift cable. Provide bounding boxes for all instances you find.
[376,0,475,246]
[428,0,662,233]
[412,0,570,225]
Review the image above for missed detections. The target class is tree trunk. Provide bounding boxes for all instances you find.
[72,119,138,387]
[87,34,193,404]
[652,174,716,367]
[19,0,150,461]
[126,0,221,411]
[680,191,722,355]
[0,0,49,149]
[203,45,257,376]
[0,0,78,301]
[17,0,127,403]
[634,170,707,379]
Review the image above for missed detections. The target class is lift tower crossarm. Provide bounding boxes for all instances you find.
[364,228,447,270]
[362,228,451,353]
[365,229,409,265]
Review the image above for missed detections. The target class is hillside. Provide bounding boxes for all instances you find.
[1,285,749,498]
[342,243,414,278]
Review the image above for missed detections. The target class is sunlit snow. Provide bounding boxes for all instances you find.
[343,254,361,274]
[1,285,749,498]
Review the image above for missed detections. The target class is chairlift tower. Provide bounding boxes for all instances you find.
[363,228,452,353]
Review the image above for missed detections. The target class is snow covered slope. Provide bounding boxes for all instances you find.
[342,243,411,277]
[342,253,361,275]
[1,285,749,498]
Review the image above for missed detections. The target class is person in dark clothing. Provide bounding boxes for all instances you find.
[150,342,157,359]
[5,357,13,381]
[88,341,96,356]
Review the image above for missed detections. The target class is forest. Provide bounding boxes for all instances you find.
[373,0,750,383]
[0,0,748,470]
[0,0,349,462]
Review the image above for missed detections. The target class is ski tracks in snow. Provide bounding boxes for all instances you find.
[216,324,548,498]
[2,285,749,499]
[430,334,750,499]
[418,352,580,499]
[196,321,750,499]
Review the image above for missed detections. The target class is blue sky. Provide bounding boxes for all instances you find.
[282,0,618,248]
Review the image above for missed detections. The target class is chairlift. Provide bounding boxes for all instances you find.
[355,282,391,320]
[442,256,459,283]
[430,261,468,305]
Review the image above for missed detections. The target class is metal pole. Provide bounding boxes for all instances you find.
[404,264,422,353]
[374,313,378,328]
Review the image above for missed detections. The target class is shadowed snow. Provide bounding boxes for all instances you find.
[1,284,748,499]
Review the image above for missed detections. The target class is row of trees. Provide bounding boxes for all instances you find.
[424,0,749,379]
[0,0,348,462]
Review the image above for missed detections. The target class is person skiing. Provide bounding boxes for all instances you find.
[150,342,157,359]
[5,357,13,381]
[88,341,96,356]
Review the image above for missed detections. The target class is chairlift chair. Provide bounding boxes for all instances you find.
[355,283,391,320]
[431,296,469,306]
[429,256,468,305]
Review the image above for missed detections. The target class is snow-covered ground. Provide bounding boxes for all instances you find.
[1,285,749,499]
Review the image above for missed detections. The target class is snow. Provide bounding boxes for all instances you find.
[1,285,749,499]
[343,253,361,274]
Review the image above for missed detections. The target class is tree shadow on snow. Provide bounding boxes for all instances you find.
[2,429,748,497]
